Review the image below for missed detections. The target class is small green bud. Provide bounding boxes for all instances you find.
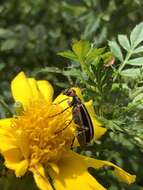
[14,102,24,115]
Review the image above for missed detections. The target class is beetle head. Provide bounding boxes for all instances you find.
[63,88,76,97]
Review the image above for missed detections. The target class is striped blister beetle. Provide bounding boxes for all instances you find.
[61,89,94,146]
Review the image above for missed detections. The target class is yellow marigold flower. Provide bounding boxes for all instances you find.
[0,72,135,190]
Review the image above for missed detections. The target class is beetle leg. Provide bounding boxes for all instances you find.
[70,137,75,149]
[52,98,69,105]
[76,125,89,131]
[54,119,73,134]
[48,106,70,118]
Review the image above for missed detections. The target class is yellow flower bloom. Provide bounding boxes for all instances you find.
[0,72,135,190]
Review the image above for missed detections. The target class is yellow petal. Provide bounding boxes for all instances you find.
[53,172,106,190]
[54,93,73,124]
[52,151,106,190]
[87,159,136,184]
[37,80,54,102]
[84,100,107,139]
[28,78,43,101]
[3,148,23,164]
[54,93,71,110]
[30,165,53,190]
[3,147,28,177]
[5,158,28,177]
[90,116,107,140]
[15,159,29,177]
[70,151,136,184]
[11,72,54,106]
[0,119,17,152]
[11,72,33,106]
[0,118,12,127]
[49,163,60,174]
[0,119,29,177]
[0,137,17,153]
[15,129,30,159]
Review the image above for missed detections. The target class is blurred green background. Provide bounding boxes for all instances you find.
[0,0,143,101]
[0,0,143,189]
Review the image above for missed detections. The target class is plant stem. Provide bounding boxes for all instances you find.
[113,50,133,81]
[80,59,95,81]
[0,98,13,117]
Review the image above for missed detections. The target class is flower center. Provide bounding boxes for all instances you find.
[12,101,75,165]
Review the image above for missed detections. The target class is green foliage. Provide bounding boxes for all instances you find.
[57,24,143,189]
[109,22,143,79]
[108,41,123,61]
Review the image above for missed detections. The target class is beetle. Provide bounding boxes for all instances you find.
[62,88,94,146]
[49,88,94,146]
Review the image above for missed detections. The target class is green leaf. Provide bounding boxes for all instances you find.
[130,22,143,48]
[120,68,141,78]
[0,63,5,70]
[0,96,13,117]
[133,93,143,103]
[1,39,17,51]
[131,87,143,99]
[0,28,8,36]
[63,69,81,77]
[72,40,91,59]
[0,28,13,38]
[86,47,105,63]
[83,15,101,38]
[118,34,130,51]
[134,46,143,53]
[55,82,69,88]
[58,50,78,61]
[127,57,143,66]
[108,41,123,61]
[36,67,62,74]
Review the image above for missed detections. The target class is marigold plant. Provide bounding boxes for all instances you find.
[0,72,135,190]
